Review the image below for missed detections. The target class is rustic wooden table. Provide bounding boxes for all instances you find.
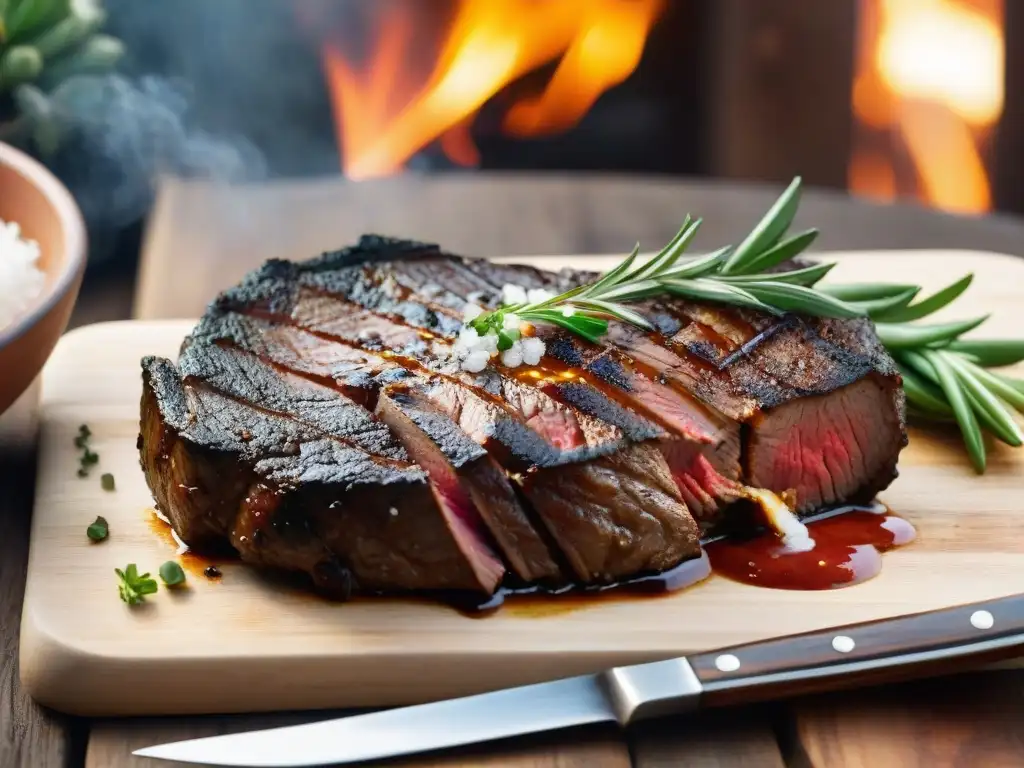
[5,173,1024,767]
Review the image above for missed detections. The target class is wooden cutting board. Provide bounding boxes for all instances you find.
[19,250,1024,717]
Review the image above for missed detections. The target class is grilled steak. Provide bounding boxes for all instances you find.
[138,236,907,599]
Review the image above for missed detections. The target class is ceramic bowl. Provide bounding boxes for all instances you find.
[0,142,86,416]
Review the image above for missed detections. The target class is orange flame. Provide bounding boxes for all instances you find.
[322,0,664,180]
[849,0,1004,213]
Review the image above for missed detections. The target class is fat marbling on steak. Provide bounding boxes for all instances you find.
[138,236,907,598]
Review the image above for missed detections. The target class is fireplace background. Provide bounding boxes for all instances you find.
[47,0,1021,287]
[98,1,856,184]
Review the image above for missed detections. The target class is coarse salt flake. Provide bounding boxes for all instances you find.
[501,284,528,306]
[501,341,524,368]
[521,336,546,365]
[502,313,522,331]
[462,303,484,322]
[462,349,491,373]
[527,288,555,304]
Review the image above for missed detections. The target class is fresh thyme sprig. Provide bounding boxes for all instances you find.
[471,176,1024,472]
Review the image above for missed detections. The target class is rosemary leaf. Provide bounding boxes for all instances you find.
[627,217,701,281]
[521,309,610,342]
[961,360,1024,413]
[660,278,780,314]
[872,274,974,323]
[587,243,642,296]
[946,354,1024,446]
[920,349,986,472]
[718,261,835,287]
[874,316,989,349]
[738,282,865,318]
[738,229,820,275]
[721,176,802,275]
[818,283,921,302]
[945,338,1024,367]
[995,374,1024,396]
[852,286,921,317]
[658,246,731,280]
[573,299,655,330]
[595,278,665,303]
[897,362,953,415]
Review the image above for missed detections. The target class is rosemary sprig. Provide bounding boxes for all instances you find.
[470,177,1024,472]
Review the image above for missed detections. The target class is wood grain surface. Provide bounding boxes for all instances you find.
[134,174,1024,321]
[0,386,81,768]
[19,250,1024,721]
[87,719,631,768]
[792,670,1024,767]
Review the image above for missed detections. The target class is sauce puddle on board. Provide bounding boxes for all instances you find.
[145,503,917,613]
[705,503,916,590]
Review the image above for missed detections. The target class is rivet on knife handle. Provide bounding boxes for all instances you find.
[687,594,1024,708]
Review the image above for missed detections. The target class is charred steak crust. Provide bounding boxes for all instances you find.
[139,236,908,598]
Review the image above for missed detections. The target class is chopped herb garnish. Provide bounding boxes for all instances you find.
[100,472,115,491]
[73,424,100,477]
[159,561,186,587]
[116,564,158,605]
[86,516,109,542]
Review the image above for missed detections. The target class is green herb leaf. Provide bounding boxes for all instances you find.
[658,246,731,280]
[918,350,986,472]
[738,229,820,275]
[661,278,780,314]
[521,309,609,343]
[116,564,158,606]
[627,217,701,282]
[739,282,865,318]
[964,363,1024,412]
[718,261,835,287]
[945,354,1023,446]
[872,274,974,323]
[945,339,1024,367]
[159,560,186,587]
[897,362,953,416]
[86,515,108,542]
[574,299,655,330]
[100,472,115,491]
[853,286,921,317]
[874,316,989,349]
[818,283,921,302]
[721,176,802,274]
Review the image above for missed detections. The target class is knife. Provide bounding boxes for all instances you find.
[135,592,1024,767]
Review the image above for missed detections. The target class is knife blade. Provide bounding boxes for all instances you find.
[136,592,1024,766]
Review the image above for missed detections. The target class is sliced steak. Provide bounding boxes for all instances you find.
[140,235,907,600]
[375,386,564,584]
[140,350,505,596]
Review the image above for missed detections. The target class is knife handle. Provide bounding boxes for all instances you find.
[688,593,1024,708]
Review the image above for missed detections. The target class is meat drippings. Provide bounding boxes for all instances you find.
[706,503,916,590]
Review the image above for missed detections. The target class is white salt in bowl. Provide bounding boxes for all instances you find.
[0,141,86,416]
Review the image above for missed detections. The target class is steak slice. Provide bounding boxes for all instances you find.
[139,349,505,596]
[375,386,564,584]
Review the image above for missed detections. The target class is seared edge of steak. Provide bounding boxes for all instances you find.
[139,354,505,595]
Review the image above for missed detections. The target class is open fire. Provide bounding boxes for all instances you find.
[319,0,665,179]
[849,0,1004,214]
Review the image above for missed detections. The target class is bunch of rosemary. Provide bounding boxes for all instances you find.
[471,177,1024,473]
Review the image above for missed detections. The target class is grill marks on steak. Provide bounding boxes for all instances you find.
[190,310,696,583]
[140,236,907,598]
[140,349,506,596]
[375,387,564,583]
